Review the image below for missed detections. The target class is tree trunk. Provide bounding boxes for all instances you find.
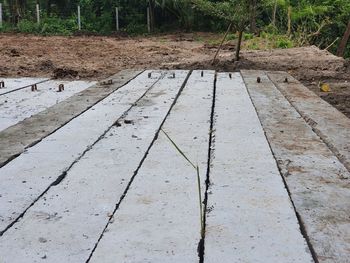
[148,0,156,32]
[235,31,243,61]
[249,0,257,33]
[287,6,292,36]
[337,21,350,57]
[272,0,277,27]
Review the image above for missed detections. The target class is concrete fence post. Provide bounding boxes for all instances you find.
[77,5,81,30]
[0,3,3,29]
[36,4,40,24]
[115,7,119,31]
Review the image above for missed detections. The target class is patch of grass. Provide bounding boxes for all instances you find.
[243,32,296,50]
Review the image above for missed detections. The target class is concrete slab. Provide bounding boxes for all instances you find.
[0,70,160,234]
[0,78,49,95]
[0,70,348,263]
[204,72,313,263]
[268,72,350,172]
[242,70,350,263]
[0,70,141,167]
[0,71,189,263]
[89,70,215,263]
[0,80,96,132]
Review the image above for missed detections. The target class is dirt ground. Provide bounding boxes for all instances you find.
[1,33,349,117]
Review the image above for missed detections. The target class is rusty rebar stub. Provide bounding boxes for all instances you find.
[101,79,113,85]
[58,84,65,92]
[257,77,261,83]
[31,84,38,91]
[0,81,5,88]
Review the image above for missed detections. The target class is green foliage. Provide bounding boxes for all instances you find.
[40,17,77,35]
[1,0,349,57]
[244,32,295,50]
[15,16,77,35]
[125,22,148,35]
[17,19,39,33]
[275,37,293,48]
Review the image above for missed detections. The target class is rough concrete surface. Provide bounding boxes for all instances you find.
[0,69,349,263]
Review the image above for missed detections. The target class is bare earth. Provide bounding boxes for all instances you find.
[1,33,349,117]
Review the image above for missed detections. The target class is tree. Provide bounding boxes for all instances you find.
[148,0,156,32]
[337,21,350,57]
[192,0,250,61]
[249,0,257,33]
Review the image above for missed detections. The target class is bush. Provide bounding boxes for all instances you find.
[125,22,148,35]
[40,17,77,35]
[275,37,294,49]
[17,19,39,33]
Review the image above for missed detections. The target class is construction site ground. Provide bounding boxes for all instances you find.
[1,33,350,118]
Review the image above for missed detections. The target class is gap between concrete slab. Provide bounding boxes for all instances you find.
[241,72,318,263]
[85,70,193,263]
[198,72,217,263]
[267,73,350,174]
[0,78,51,96]
[0,72,162,237]
[0,70,143,168]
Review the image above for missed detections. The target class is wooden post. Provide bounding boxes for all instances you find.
[36,4,40,24]
[147,7,151,33]
[77,5,81,30]
[337,21,350,57]
[115,7,119,31]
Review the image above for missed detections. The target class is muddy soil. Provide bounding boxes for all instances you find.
[0,33,349,117]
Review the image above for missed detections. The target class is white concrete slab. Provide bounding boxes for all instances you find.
[0,70,162,233]
[0,80,96,131]
[0,71,189,263]
[268,72,350,172]
[89,70,215,263]
[242,70,350,263]
[204,73,313,263]
[0,78,49,95]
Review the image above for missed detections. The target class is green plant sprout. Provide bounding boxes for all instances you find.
[161,129,205,239]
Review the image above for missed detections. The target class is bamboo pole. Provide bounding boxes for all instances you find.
[212,23,232,65]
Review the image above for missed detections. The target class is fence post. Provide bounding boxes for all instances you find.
[36,4,40,24]
[115,7,119,31]
[77,5,81,30]
[147,7,151,33]
[0,3,3,29]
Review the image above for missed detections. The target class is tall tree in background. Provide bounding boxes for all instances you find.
[249,0,257,33]
[148,0,156,31]
[192,0,250,61]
